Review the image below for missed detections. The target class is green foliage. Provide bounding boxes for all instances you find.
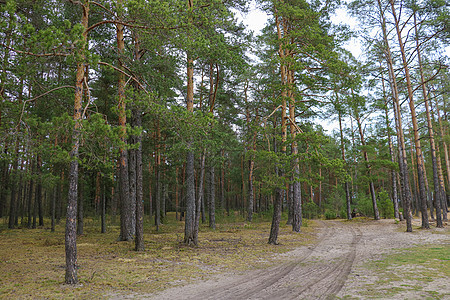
[378,189,394,219]
[303,201,320,219]
[324,210,337,220]
[354,193,374,217]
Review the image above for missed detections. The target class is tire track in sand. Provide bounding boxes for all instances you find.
[181,221,333,300]
[153,221,360,300]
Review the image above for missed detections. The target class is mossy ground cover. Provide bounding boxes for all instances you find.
[0,212,315,299]
[361,242,450,299]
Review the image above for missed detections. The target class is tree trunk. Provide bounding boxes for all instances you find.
[268,187,283,245]
[77,174,84,235]
[244,80,254,222]
[380,70,400,219]
[134,109,144,251]
[56,170,64,224]
[354,110,380,220]
[194,151,206,244]
[184,12,196,244]
[27,162,34,229]
[117,0,133,241]
[36,155,44,227]
[133,35,144,251]
[148,162,153,218]
[338,98,352,221]
[390,0,429,228]
[101,183,106,234]
[65,1,89,284]
[435,100,448,221]
[155,158,161,230]
[221,150,225,212]
[209,163,216,229]
[51,185,56,232]
[184,150,196,245]
[378,0,412,231]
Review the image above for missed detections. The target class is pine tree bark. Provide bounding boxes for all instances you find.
[413,12,442,227]
[209,163,216,229]
[354,109,380,220]
[435,100,449,221]
[269,12,289,242]
[134,107,144,250]
[27,161,34,229]
[288,66,301,231]
[378,0,412,230]
[337,94,352,220]
[36,155,44,227]
[117,6,133,241]
[380,70,400,219]
[390,0,429,228]
[184,0,196,243]
[77,174,84,235]
[244,80,255,222]
[65,0,89,284]
[133,35,144,251]
[194,151,206,244]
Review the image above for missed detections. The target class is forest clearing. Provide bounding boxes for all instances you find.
[1,214,449,299]
[1,0,449,296]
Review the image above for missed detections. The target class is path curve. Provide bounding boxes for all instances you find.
[152,220,361,300]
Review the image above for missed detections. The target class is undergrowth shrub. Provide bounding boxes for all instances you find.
[355,194,374,217]
[303,201,319,219]
[324,210,337,219]
[378,189,394,219]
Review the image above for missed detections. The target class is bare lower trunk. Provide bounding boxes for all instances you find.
[269,187,283,244]
[194,151,206,244]
[134,108,144,251]
[155,164,161,230]
[247,160,254,222]
[209,164,216,229]
[286,182,293,225]
[184,150,196,245]
[77,175,84,235]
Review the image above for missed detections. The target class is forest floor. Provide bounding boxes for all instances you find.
[1,214,449,299]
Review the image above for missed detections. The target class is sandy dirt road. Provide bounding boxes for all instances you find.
[147,219,448,300]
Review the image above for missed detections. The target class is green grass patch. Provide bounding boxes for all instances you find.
[360,244,450,298]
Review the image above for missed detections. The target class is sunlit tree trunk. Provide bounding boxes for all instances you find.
[435,98,449,221]
[184,0,196,245]
[117,0,133,240]
[390,0,429,228]
[380,70,399,218]
[378,0,412,231]
[65,0,89,284]
[132,34,144,251]
[413,12,442,227]
[269,13,287,244]
[288,63,302,232]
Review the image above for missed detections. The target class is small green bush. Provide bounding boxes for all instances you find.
[378,189,394,219]
[303,201,320,219]
[324,210,337,219]
[356,194,374,217]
